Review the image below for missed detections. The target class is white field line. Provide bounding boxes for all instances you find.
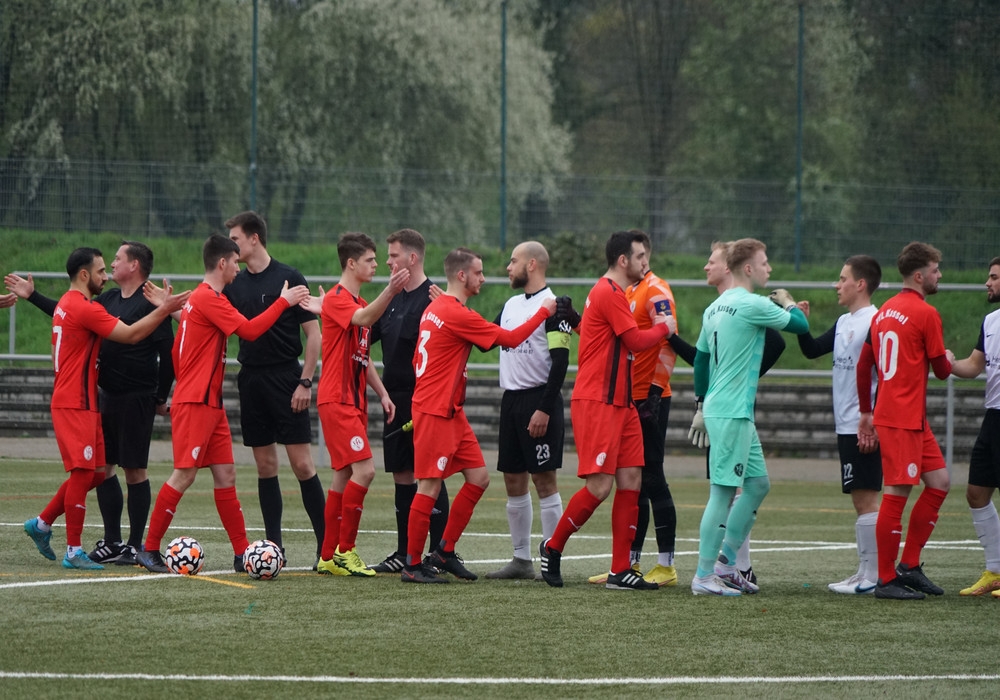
[1,670,998,686]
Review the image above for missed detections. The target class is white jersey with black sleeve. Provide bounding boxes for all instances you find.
[832,304,878,434]
[498,288,557,391]
[978,308,1000,410]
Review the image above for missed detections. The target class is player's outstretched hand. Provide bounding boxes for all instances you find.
[143,279,167,307]
[159,280,191,313]
[769,288,796,310]
[688,401,709,449]
[555,295,581,328]
[0,292,16,308]
[280,281,311,308]
[299,285,325,314]
[4,272,34,299]
[541,297,557,318]
[428,284,444,301]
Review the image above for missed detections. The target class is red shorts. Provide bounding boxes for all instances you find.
[318,402,371,470]
[877,423,946,486]
[171,403,234,468]
[570,399,644,477]
[52,408,105,471]
[412,409,485,480]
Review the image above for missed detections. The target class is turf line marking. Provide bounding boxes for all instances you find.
[1,671,997,686]
[190,575,256,590]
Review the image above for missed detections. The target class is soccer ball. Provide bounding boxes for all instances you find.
[243,539,285,580]
[164,536,205,575]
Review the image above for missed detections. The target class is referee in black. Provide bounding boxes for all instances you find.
[224,211,326,566]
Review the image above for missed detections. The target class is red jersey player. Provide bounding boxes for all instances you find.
[539,230,674,590]
[136,235,309,574]
[401,247,557,583]
[22,247,188,570]
[857,241,952,599]
[299,232,409,577]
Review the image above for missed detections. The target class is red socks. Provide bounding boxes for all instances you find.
[611,489,640,573]
[440,483,486,552]
[901,487,948,568]
[214,486,249,556]
[406,493,437,566]
[145,483,182,553]
[339,480,368,553]
[320,490,343,561]
[549,487,603,552]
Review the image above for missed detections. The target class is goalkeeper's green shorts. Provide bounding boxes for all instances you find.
[705,416,768,487]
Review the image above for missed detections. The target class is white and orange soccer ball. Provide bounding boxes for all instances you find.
[164,536,205,575]
[243,539,285,580]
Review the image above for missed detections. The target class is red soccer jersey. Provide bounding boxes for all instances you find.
[869,288,946,430]
[51,290,120,410]
[572,278,640,407]
[172,283,248,407]
[412,295,501,418]
[318,284,371,410]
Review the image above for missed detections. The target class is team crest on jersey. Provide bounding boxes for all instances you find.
[907,462,918,478]
[596,452,607,467]
[437,456,448,472]
[350,436,365,452]
[629,300,637,313]
[83,445,93,461]
[191,446,201,460]
[733,462,745,477]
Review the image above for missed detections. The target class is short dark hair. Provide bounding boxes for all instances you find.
[897,242,942,278]
[444,247,481,280]
[66,247,102,279]
[203,234,240,271]
[605,230,646,268]
[989,256,1000,269]
[224,211,268,247]
[338,232,377,270]
[387,228,426,259]
[727,238,766,272]
[120,240,154,279]
[629,228,652,252]
[845,255,881,295]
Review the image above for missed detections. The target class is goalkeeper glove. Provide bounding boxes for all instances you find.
[637,386,662,428]
[688,399,709,449]
[555,295,581,330]
[769,288,796,311]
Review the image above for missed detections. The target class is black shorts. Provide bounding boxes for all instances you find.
[969,409,1000,488]
[99,389,156,470]
[837,433,882,494]
[639,395,671,469]
[237,363,312,447]
[497,387,563,474]
[382,389,415,474]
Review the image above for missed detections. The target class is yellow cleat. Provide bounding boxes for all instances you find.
[643,564,678,587]
[588,562,639,585]
[317,557,350,576]
[334,546,376,577]
[959,570,1000,596]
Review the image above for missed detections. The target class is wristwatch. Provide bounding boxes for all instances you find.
[297,378,313,388]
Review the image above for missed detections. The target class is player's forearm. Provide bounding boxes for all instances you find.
[783,307,809,335]
[235,297,290,341]
[930,353,952,380]
[27,291,58,317]
[796,324,835,359]
[537,347,569,415]
[620,324,669,353]
[856,342,875,412]
[693,349,710,397]
[666,332,696,366]
[493,308,550,349]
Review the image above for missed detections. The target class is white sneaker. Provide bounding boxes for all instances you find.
[828,572,876,594]
[715,563,759,594]
[691,573,742,596]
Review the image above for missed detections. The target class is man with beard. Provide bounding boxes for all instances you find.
[949,256,1000,598]
[856,242,952,600]
[539,230,673,590]
[22,247,187,569]
[486,241,575,580]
